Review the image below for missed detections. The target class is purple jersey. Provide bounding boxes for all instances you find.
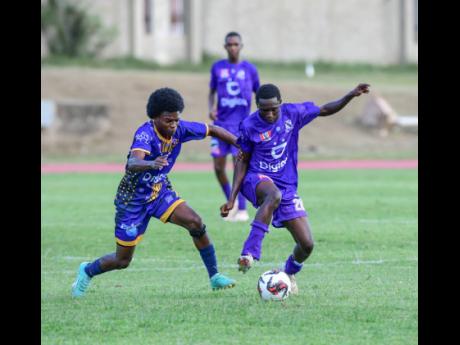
[237,102,321,198]
[209,59,260,133]
[115,120,208,206]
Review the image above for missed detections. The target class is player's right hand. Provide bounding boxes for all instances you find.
[151,156,169,170]
[350,83,370,97]
[209,110,218,121]
[220,201,234,217]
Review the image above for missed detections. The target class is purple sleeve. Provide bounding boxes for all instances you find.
[296,102,321,128]
[209,64,217,91]
[236,123,253,153]
[131,127,152,154]
[178,120,209,143]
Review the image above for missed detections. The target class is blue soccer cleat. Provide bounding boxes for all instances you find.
[72,262,92,297]
[210,273,236,290]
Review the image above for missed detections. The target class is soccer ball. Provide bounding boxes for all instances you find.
[257,270,291,301]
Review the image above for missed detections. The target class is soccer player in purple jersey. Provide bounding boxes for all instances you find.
[220,83,370,293]
[208,32,260,222]
[72,88,237,297]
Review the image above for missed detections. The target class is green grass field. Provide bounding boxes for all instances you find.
[41,169,418,345]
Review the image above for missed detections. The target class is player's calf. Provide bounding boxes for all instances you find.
[294,239,314,262]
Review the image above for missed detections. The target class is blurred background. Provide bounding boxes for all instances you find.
[41,0,418,163]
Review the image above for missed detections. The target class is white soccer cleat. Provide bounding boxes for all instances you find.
[229,210,250,222]
[288,274,299,295]
[237,254,254,273]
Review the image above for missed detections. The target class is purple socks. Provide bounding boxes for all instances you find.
[237,193,247,210]
[284,254,303,275]
[221,183,231,200]
[241,220,269,260]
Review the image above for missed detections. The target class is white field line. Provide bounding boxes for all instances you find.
[358,219,417,224]
[42,257,418,274]
[41,218,418,228]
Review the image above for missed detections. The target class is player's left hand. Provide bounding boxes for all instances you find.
[350,83,370,97]
[220,201,234,217]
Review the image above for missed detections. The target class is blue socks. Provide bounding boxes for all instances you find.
[84,259,103,278]
[199,244,218,278]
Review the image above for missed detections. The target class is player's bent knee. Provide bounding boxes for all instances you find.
[189,224,207,239]
[267,190,282,207]
[187,215,203,230]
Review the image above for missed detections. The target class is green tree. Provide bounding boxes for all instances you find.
[41,0,117,57]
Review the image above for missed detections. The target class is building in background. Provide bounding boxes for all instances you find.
[41,0,418,65]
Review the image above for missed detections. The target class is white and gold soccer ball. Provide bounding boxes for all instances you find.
[257,270,291,301]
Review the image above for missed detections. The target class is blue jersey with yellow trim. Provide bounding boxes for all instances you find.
[115,120,208,206]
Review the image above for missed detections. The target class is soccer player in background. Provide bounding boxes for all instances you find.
[72,88,237,297]
[208,32,260,222]
[220,83,370,293]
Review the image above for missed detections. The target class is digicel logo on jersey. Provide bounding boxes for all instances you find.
[259,156,288,172]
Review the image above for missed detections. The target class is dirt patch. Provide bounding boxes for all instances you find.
[41,67,418,160]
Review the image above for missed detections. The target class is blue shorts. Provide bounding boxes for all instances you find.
[114,182,184,246]
[241,172,308,228]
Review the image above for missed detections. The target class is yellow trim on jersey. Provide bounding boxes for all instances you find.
[205,123,210,136]
[131,148,151,155]
[159,199,185,223]
[147,182,163,203]
[154,126,172,143]
[116,235,144,247]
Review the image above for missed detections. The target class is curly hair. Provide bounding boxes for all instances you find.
[146,87,185,118]
[256,84,282,104]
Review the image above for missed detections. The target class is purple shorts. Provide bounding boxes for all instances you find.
[210,136,239,158]
[241,172,308,228]
[114,183,184,246]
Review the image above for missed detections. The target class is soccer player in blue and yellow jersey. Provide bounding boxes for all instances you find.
[72,88,237,297]
[220,83,370,294]
[208,32,260,222]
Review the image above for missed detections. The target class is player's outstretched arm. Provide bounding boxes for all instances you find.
[207,124,239,147]
[126,150,169,172]
[220,150,250,217]
[319,83,370,117]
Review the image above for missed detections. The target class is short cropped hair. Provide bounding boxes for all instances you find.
[256,84,282,104]
[225,31,242,43]
[146,87,184,118]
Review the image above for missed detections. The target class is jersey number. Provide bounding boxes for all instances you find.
[293,198,305,211]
